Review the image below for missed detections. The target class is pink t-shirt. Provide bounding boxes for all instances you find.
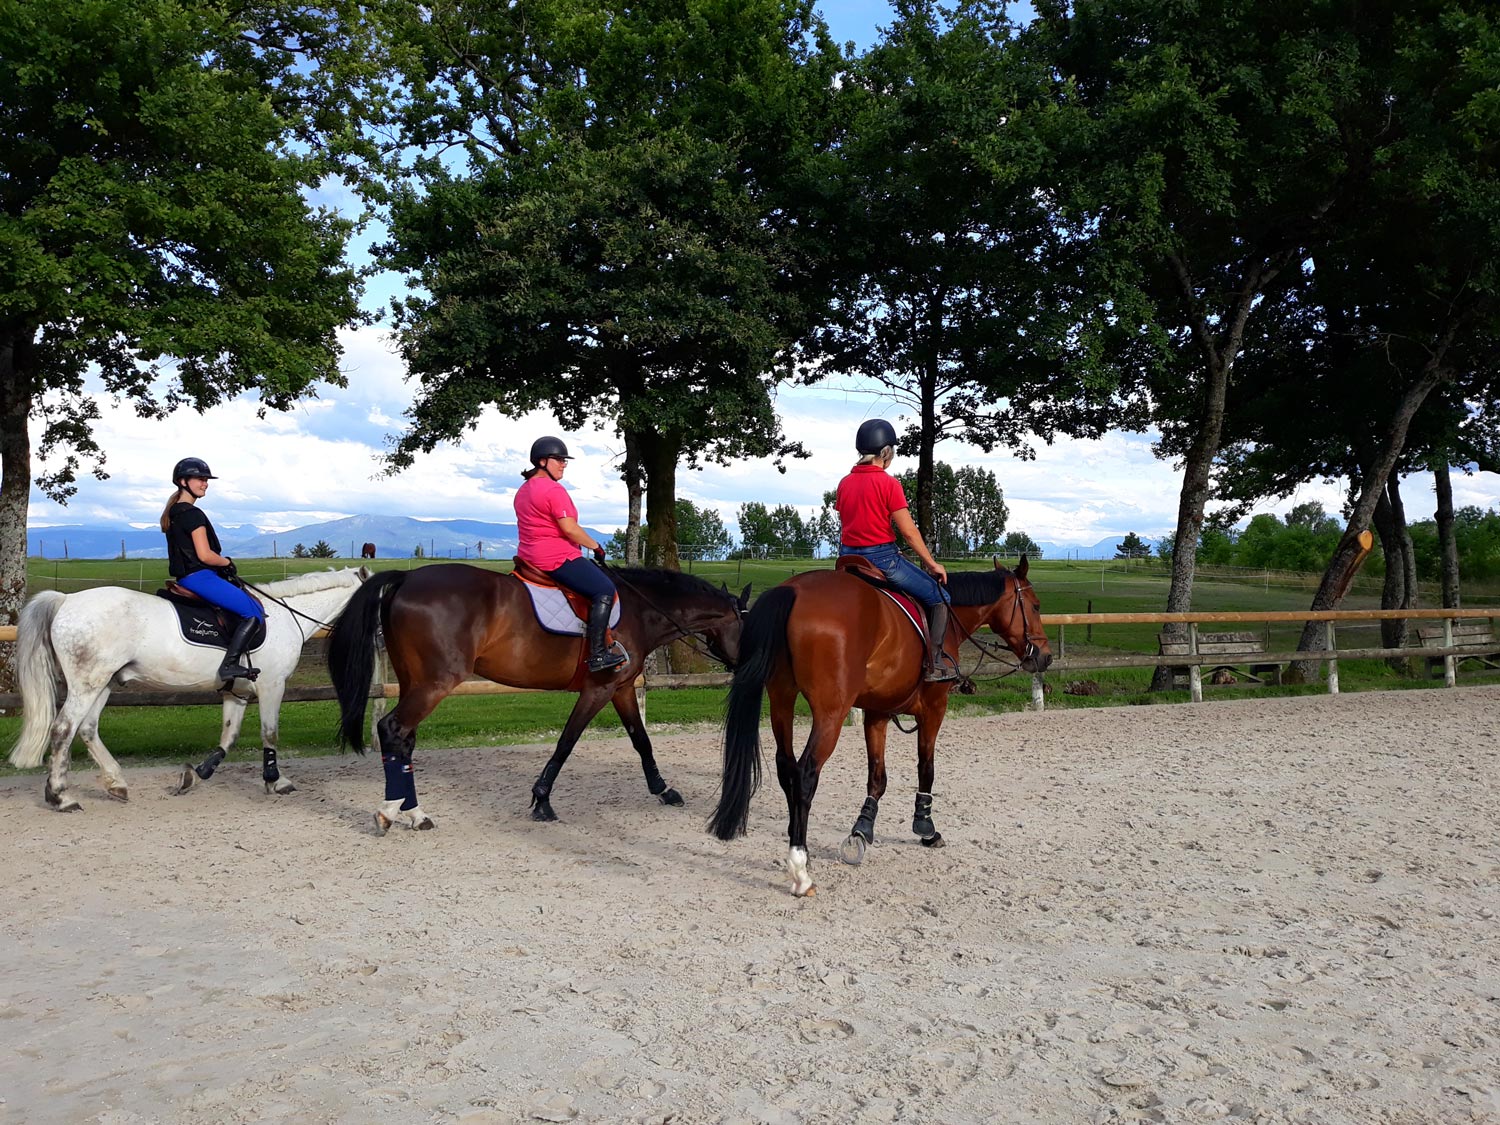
[514,474,582,571]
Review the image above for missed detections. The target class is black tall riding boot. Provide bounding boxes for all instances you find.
[923,602,958,683]
[585,594,627,672]
[217,617,261,683]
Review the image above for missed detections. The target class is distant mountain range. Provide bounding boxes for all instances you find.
[28,517,1161,561]
[28,515,593,561]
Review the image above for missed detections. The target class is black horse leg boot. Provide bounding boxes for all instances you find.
[923,602,957,682]
[218,617,261,683]
[585,594,627,672]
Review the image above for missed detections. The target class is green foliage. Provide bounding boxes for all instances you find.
[1411,507,1500,582]
[375,0,844,564]
[610,499,732,560]
[291,543,310,559]
[308,539,337,558]
[0,0,366,498]
[735,501,813,557]
[898,463,1008,555]
[1002,530,1041,558]
[1115,532,1151,560]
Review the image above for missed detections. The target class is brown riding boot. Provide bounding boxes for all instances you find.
[923,602,958,683]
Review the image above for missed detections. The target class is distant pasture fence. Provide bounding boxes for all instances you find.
[1,607,1496,717]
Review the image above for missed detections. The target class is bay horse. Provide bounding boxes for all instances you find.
[708,556,1051,896]
[361,542,376,559]
[6,567,372,810]
[327,563,750,830]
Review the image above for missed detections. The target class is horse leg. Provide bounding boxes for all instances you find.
[43,686,109,811]
[530,685,613,822]
[372,692,445,834]
[74,690,129,802]
[253,677,295,795]
[610,684,682,808]
[911,692,952,849]
[175,693,248,794]
[840,713,890,866]
[784,708,845,897]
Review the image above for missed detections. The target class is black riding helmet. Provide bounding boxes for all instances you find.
[855,419,898,455]
[172,456,218,485]
[529,436,572,465]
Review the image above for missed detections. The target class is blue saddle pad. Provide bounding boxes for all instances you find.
[155,589,267,651]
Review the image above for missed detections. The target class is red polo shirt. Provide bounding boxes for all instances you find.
[836,464,909,546]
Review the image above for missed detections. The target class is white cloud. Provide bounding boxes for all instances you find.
[23,318,1500,551]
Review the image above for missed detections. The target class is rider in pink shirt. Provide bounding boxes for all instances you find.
[514,436,626,672]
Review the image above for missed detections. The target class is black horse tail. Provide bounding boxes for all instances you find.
[708,584,796,841]
[328,570,407,753]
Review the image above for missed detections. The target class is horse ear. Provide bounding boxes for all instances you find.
[720,582,729,595]
[992,555,1002,570]
[739,582,752,609]
[1017,554,1029,579]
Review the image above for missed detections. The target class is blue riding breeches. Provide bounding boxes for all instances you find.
[839,542,950,607]
[546,557,617,601]
[177,569,265,620]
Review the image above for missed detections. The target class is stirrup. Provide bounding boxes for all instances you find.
[923,655,959,683]
[587,648,628,673]
[218,662,260,683]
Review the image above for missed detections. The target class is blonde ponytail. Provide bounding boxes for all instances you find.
[159,488,187,532]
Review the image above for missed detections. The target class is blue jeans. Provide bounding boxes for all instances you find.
[840,542,949,607]
[547,557,617,601]
[177,569,265,620]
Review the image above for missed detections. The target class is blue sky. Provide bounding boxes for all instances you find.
[25,2,1497,545]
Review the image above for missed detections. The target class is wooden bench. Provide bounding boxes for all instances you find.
[1158,630,1286,687]
[1411,619,1500,678]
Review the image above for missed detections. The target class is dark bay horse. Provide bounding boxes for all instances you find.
[328,563,749,830]
[708,557,1050,896]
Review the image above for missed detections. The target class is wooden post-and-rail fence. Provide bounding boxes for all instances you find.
[0,606,1496,714]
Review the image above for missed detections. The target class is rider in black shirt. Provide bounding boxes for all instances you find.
[159,457,263,682]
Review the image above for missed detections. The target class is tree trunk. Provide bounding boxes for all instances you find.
[621,430,644,566]
[0,331,34,694]
[915,358,938,547]
[1147,358,1230,690]
[1372,484,1416,670]
[1433,461,1460,609]
[1288,359,1451,680]
[636,429,680,572]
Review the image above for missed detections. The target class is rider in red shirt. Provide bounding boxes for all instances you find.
[835,419,957,682]
[514,436,626,672]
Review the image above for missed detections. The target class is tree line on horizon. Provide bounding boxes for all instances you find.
[2,0,1497,691]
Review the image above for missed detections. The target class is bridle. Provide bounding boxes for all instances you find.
[600,564,746,669]
[949,574,1046,682]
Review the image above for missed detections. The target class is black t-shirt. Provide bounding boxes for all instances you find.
[166,503,221,578]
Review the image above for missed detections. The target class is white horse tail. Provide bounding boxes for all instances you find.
[8,591,66,769]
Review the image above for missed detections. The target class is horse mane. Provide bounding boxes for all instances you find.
[610,566,728,603]
[255,567,362,598]
[944,567,1010,607]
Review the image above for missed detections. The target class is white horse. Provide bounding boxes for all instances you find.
[6,566,371,810]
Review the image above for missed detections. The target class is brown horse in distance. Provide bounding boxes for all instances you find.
[709,557,1050,896]
[360,542,376,559]
[329,563,749,829]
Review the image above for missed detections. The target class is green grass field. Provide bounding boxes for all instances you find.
[3,555,1495,769]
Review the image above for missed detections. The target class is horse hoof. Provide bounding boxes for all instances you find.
[413,815,435,831]
[839,834,868,866]
[107,786,129,803]
[174,766,196,795]
[530,802,558,823]
[267,780,296,795]
[373,810,393,835]
[791,883,816,897]
[658,788,685,807]
[919,832,946,849]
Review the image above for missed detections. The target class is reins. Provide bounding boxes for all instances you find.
[598,563,743,669]
[240,578,346,641]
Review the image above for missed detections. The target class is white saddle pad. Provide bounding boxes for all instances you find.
[523,584,622,637]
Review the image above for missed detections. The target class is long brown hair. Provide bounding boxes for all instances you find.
[159,487,190,532]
